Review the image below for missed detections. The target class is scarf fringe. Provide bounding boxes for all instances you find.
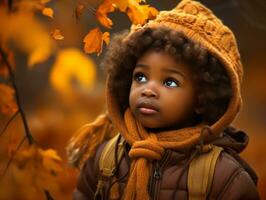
[66,113,117,169]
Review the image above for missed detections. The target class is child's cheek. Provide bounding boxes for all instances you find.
[129,84,139,114]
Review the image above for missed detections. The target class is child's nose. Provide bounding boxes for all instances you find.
[141,83,159,98]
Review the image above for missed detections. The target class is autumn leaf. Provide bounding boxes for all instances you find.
[51,28,64,40]
[75,3,86,20]
[0,11,53,67]
[13,145,63,191]
[147,6,159,19]
[112,0,158,25]
[127,4,158,25]
[102,31,110,45]
[0,84,18,116]
[42,7,54,19]
[95,0,115,28]
[50,48,96,95]
[10,0,51,13]
[96,10,113,28]
[83,28,110,55]
[113,0,133,12]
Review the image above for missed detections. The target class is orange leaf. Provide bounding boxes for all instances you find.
[0,84,18,116]
[42,7,54,18]
[148,6,159,19]
[97,0,116,14]
[14,146,63,191]
[127,4,158,25]
[102,31,110,45]
[112,0,158,25]
[83,28,109,55]
[96,11,113,29]
[0,11,53,67]
[51,28,64,40]
[113,0,130,12]
[95,0,115,28]
[75,3,86,20]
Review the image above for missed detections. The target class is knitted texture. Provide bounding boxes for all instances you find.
[119,109,207,200]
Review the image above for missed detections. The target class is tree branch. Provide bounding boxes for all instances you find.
[44,190,54,200]
[0,48,35,145]
[0,110,19,137]
[1,136,26,177]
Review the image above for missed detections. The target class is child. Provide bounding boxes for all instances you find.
[67,0,260,199]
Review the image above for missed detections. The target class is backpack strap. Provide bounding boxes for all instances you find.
[94,133,125,200]
[188,145,223,200]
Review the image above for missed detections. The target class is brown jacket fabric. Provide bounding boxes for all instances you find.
[72,126,259,200]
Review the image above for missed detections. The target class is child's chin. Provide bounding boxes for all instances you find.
[139,119,161,130]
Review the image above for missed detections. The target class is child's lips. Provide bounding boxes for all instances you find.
[137,102,159,115]
[139,107,158,114]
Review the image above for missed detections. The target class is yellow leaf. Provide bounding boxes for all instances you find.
[40,149,62,161]
[83,28,109,55]
[51,28,64,40]
[0,11,53,67]
[50,48,96,95]
[28,46,51,66]
[42,7,54,19]
[0,84,18,116]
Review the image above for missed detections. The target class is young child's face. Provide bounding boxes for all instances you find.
[129,50,197,130]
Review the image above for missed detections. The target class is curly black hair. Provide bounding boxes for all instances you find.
[101,26,232,125]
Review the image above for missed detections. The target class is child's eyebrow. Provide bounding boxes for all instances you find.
[135,63,149,68]
[135,63,186,79]
[162,68,186,79]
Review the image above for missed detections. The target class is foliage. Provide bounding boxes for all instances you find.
[0,0,158,199]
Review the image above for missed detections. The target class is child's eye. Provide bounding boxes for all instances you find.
[134,73,147,83]
[164,78,179,88]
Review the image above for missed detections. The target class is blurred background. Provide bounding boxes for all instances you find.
[0,0,265,199]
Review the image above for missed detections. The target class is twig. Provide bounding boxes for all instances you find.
[0,110,19,137]
[44,190,54,200]
[1,136,26,178]
[0,48,35,145]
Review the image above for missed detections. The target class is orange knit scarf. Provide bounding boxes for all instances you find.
[119,108,205,200]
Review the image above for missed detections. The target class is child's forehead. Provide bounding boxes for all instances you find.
[135,49,193,73]
[134,51,193,78]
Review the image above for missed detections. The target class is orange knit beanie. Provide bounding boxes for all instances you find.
[107,0,244,155]
[123,0,244,137]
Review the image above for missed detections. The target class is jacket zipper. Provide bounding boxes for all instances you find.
[150,150,172,200]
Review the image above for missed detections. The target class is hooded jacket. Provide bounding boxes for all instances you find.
[72,126,259,200]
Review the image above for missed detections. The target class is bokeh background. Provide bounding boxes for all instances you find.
[0,0,265,199]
